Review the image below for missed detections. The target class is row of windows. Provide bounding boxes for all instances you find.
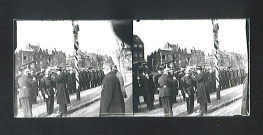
[133,52,143,58]
[134,44,143,48]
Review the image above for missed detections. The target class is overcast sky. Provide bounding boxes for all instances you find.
[133,19,248,59]
[16,20,121,64]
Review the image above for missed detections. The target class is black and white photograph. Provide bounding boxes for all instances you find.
[133,19,249,117]
[14,20,133,117]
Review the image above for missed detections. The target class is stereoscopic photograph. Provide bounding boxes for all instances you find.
[14,20,133,117]
[133,19,249,117]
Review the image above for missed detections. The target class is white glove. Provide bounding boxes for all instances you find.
[185,93,189,98]
[45,94,48,98]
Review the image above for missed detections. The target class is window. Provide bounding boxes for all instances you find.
[134,44,138,48]
[134,52,137,58]
[23,56,27,60]
[40,55,42,58]
[162,55,166,60]
[139,52,142,57]
[49,58,51,62]
[138,44,143,48]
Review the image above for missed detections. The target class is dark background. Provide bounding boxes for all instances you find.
[0,0,262,134]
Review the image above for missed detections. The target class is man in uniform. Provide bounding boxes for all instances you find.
[181,69,195,114]
[193,66,211,116]
[51,66,70,117]
[133,71,140,112]
[40,70,55,115]
[99,65,125,117]
[91,70,95,88]
[18,69,34,117]
[14,69,22,117]
[158,68,173,116]
[86,69,90,89]
[154,67,162,107]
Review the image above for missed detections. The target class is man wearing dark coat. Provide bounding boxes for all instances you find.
[40,70,55,115]
[193,66,211,116]
[154,69,162,107]
[99,65,125,117]
[148,72,156,110]
[181,69,195,114]
[51,66,70,117]
[14,70,22,117]
[158,68,173,116]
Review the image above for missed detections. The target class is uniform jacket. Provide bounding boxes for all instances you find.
[99,71,125,116]
[40,76,54,99]
[18,75,35,98]
[194,72,211,103]
[158,74,173,97]
[52,73,70,104]
[181,75,195,96]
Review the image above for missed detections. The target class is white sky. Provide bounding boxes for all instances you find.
[133,19,248,59]
[16,20,121,64]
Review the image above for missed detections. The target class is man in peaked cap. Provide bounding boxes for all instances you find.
[51,65,70,117]
[193,65,211,116]
[158,68,174,116]
[181,68,195,114]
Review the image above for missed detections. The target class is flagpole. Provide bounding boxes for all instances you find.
[212,19,221,100]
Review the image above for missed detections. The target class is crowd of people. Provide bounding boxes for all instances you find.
[14,66,105,117]
[133,65,247,116]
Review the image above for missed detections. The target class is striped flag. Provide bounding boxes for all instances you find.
[212,19,220,100]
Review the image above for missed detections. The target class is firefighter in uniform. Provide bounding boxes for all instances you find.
[193,66,211,116]
[40,70,55,115]
[158,68,173,116]
[181,69,195,114]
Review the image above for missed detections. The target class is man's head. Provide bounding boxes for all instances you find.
[103,64,113,74]
[185,68,191,76]
[196,66,202,74]
[23,69,30,75]
[111,65,118,73]
[163,68,170,74]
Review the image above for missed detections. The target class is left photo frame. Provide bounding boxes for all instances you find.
[14,20,133,118]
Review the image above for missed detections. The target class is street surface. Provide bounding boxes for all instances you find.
[68,84,133,117]
[134,84,244,117]
[207,99,242,116]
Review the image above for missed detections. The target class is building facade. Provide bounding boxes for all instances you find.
[147,43,205,71]
[15,44,66,71]
[133,35,145,64]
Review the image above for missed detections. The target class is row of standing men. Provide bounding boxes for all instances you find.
[14,67,105,117]
[133,66,247,116]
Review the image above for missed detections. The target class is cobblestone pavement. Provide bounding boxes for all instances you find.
[134,84,244,117]
[67,84,133,117]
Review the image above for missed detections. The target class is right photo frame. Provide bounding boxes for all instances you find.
[132,19,250,117]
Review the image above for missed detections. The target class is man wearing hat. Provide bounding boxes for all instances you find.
[17,69,34,117]
[181,68,195,114]
[51,66,70,117]
[154,67,163,107]
[158,68,173,116]
[99,64,125,116]
[40,69,55,115]
[193,66,211,116]
[14,69,23,117]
